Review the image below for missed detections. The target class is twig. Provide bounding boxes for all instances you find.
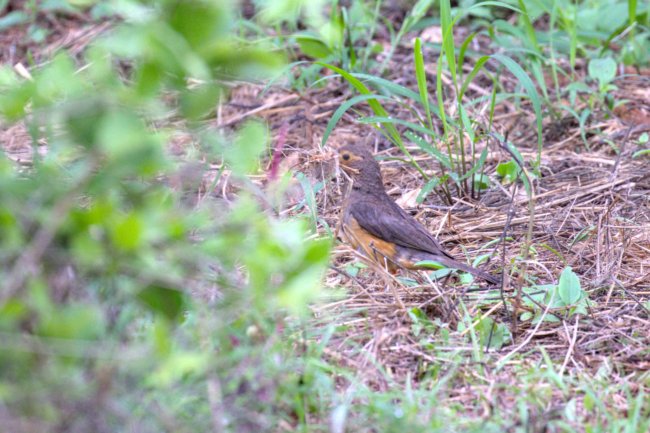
[559,315,580,376]
[219,95,299,127]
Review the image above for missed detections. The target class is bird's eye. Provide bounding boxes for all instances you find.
[342,153,350,161]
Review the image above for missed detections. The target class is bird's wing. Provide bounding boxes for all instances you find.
[349,196,454,260]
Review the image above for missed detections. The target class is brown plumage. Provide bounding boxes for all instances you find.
[338,144,498,284]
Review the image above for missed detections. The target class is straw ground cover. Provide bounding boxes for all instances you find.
[219,72,650,430]
[1,1,649,431]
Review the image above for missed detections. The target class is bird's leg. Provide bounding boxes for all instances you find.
[369,241,405,310]
[369,241,398,274]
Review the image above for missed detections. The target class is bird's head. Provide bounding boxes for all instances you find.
[338,145,383,187]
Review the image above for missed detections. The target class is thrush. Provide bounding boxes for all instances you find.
[338,144,498,284]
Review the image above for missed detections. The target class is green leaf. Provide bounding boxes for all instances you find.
[137,285,186,321]
[416,176,442,204]
[357,116,436,137]
[520,311,533,321]
[296,36,334,59]
[97,110,155,161]
[460,55,490,99]
[516,0,538,48]
[110,213,143,252]
[588,58,617,87]
[405,131,451,169]
[638,132,649,144]
[304,237,332,265]
[0,11,28,31]
[473,173,490,191]
[439,0,457,86]
[414,260,445,270]
[496,159,518,183]
[316,62,415,165]
[278,266,324,316]
[225,120,268,175]
[147,351,208,387]
[491,54,543,168]
[458,32,478,74]
[321,94,392,148]
[476,316,510,350]
[167,0,229,50]
[414,38,434,132]
[38,304,105,340]
[318,64,393,130]
[180,85,221,120]
[558,267,582,305]
[71,232,106,268]
[351,73,423,104]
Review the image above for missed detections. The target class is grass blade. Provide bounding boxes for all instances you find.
[414,37,435,135]
[357,116,437,138]
[318,62,428,177]
[491,54,543,169]
[321,94,393,148]
[439,0,457,87]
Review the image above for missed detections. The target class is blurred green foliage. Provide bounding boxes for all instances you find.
[0,0,331,431]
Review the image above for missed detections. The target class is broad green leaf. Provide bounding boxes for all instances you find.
[180,85,221,120]
[167,0,229,50]
[296,36,334,59]
[147,351,208,387]
[496,159,518,183]
[588,57,617,87]
[111,213,143,252]
[137,285,186,321]
[37,304,105,340]
[278,266,324,316]
[225,120,268,175]
[558,266,582,305]
[0,11,28,31]
[304,237,332,265]
[637,132,648,144]
[476,316,510,349]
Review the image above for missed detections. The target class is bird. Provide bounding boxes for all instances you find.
[337,144,498,284]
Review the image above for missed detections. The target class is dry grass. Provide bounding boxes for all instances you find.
[200,50,650,422]
[1,9,649,429]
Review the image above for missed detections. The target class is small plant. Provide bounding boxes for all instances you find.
[321,0,542,203]
[520,267,590,323]
[588,57,618,109]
